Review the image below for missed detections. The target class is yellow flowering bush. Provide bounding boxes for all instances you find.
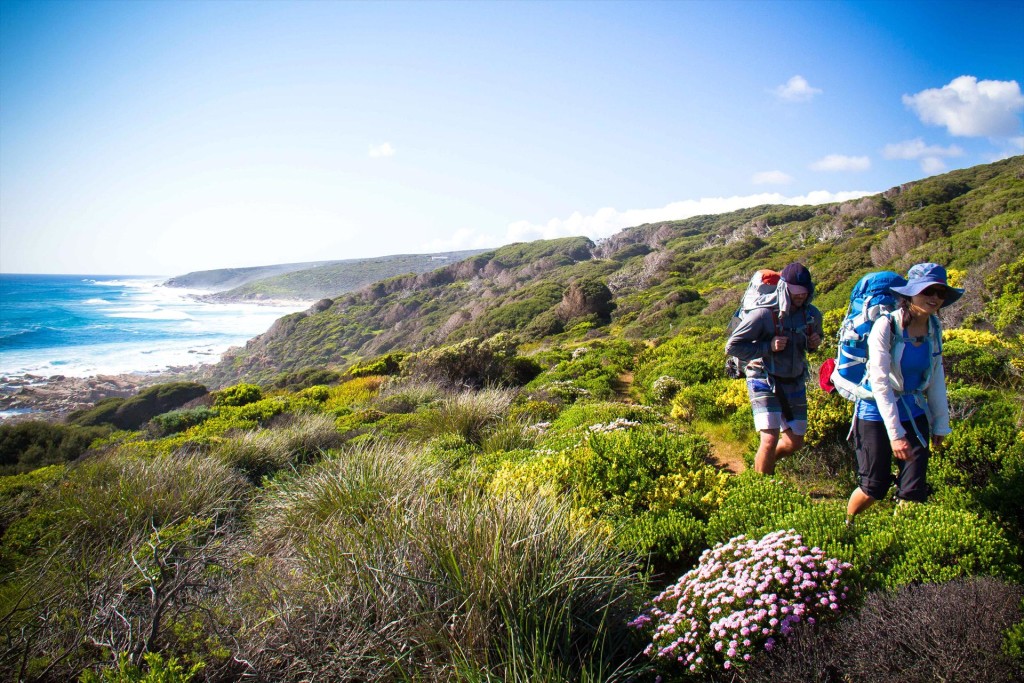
[648,466,729,517]
[325,375,386,412]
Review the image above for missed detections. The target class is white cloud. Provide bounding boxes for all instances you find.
[368,142,396,158]
[810,154,871,172]
[903,76,1024,137]
[752,170,793,185]
[988,136,1024,162]
[920,157,947,175]
[882,138,964,160]
[422,189,875,252]
[883,138,964,175]
[773,75,823,102]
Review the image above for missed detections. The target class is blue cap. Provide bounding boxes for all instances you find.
[890,262,964,307]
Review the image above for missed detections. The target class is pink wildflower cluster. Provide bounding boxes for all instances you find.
[629,529,851,675]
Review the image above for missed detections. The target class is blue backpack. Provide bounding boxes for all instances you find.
[827,271,907,401]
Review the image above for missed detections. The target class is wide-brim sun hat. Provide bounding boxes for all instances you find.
[890,262,964,307]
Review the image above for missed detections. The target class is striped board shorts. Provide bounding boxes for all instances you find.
[746,376,808,435]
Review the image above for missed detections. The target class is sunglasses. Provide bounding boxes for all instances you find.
[920,286,948,299]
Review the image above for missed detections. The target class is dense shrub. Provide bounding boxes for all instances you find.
[942,329,1014,386]
[617,508,708,568]
[744,577,1024,683]
[148,406,215,436]
[803,389,853,449]
[324,376,386,412]
[212,383,262,407]
[402,334,541,389]
[575,426,715,519]
[650,375,682,403]
[526,339,641,401]
[633,329,723,399]
[706,472,811,544]
[669,379,747,422]
[930,415,1024,543]
[540,401,658,441]
[985,255,1024,334]
[346,352,407,378]
[0,420,110,473]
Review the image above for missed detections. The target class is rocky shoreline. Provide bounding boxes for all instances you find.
[0,367,209,424]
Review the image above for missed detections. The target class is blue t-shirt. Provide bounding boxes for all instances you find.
[856,332,930,422]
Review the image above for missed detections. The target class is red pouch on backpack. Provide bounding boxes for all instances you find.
[818,358,836,393]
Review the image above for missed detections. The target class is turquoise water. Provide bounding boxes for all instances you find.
[0,274,308,378]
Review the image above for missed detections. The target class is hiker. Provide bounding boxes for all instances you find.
[725,263,823,474]
[845,263,961,524]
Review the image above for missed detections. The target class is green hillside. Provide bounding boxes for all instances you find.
[163,249,488,299]
[163,260,335,290]
[200,249,489,302]
[210,156,1024,385]
[3,157,1022,682]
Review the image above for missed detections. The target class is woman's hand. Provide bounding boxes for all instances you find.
[771,335,788,352]
[807,332,822,351]
[891,437,915,461]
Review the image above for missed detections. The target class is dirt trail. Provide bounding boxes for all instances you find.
[702,428,748,474]
[613,371,636,403]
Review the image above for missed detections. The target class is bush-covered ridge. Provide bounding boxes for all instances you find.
[207,156,1023,386]
[163,249,489,296]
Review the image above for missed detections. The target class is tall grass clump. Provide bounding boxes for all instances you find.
[424,387,517,445]
[233,442,644,682]
[373,378,444,414]
[210,412,342,481]
[0,453,246,681]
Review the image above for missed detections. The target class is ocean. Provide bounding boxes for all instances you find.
[0,274,310,380]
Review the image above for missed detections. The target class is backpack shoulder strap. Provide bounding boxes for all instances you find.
[930,314,943,354]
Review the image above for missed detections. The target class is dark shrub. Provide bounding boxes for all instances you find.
[0,421,111,474]
[402,334,540,389]
[745,577,1024,683]
[148,406,216,436]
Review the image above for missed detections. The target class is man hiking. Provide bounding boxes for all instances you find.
[725,262,823,474]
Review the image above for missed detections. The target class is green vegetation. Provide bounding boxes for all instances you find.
[2,157,1023,681]
[68,382,208,430]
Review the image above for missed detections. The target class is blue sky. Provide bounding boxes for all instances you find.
[1,0,1021,276]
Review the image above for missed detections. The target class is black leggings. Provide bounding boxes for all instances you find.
[854,414,931,502]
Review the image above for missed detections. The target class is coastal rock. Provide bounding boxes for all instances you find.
[0,373,171,424]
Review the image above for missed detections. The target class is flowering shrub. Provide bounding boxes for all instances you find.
[669,379,747,422]
[587,418,641,433]
[651,375,682,403]
[632,529,852,676]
